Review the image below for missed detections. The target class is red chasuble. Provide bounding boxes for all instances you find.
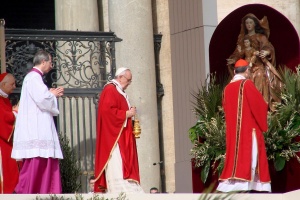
[94,83,140,192]
[0,96,19,193]
[219,79,271,183]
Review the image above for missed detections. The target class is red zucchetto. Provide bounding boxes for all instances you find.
[234,59,249,68]
[0,73,8,82]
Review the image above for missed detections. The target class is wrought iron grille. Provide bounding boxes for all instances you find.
[5,29,121,88]
[5,29,121,192]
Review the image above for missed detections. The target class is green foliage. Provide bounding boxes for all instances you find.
[35,194,81,200]
[189,74,227,183]
[59,133,82,193]
[190,65,300,184]
[87,192,128,200]
[189,73,227,142]
[264,65,300,171]
[35,193,127,200]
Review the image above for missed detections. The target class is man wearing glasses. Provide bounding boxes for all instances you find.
[94,67,144,194]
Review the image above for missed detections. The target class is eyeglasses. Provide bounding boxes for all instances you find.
[122,75,132,83]
[45,60,54,68]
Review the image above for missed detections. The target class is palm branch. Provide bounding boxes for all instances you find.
[265,65,300,171]
[189,73,227,183]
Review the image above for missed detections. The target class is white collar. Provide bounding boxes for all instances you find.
[231,74,246,82]
[0,88,8,98]
[110,80,129,106]
[111,79,124,92]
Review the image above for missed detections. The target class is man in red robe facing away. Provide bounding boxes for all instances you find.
[217,59,271,192]
[94,67,144,193]
[0,73,19,193]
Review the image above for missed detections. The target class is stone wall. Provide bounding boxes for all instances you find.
[217,0,300,35]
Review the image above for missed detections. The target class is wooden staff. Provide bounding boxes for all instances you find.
[0,19,6,73]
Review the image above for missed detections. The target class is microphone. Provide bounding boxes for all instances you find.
[153,161,163,166]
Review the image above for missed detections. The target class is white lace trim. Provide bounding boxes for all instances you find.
[13,140,61,150]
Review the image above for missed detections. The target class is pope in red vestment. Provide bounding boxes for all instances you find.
[94,68,142,193]
[0,73,19,193]
[218,59,271,192]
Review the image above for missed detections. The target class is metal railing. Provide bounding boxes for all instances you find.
[5,28,121,192]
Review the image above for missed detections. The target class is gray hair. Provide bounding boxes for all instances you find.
[33,50,51,66]
[234,66,248,74]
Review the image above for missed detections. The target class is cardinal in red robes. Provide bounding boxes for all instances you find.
[0,73,19,193]
[94,68,144,193]
[217,59,271,192]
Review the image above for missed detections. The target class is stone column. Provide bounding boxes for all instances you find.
[55,0,99,31]
[54,0,100,77]
[54,0,100,192]
[108,0,160,192]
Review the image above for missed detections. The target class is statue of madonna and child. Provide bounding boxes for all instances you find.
[227,13,283,110]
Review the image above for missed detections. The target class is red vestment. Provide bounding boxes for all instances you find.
[0,96,19,193]
[219,79,271,183]
[94,83,140,192]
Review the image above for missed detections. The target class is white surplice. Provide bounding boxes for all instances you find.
[11,70,63,159]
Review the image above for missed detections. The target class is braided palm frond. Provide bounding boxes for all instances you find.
[190,114,226,176]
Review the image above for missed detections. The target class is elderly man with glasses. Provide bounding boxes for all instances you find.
[94,67,144,194]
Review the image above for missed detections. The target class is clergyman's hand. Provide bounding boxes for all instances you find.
[12,104,19,113]
[50,87,64,97]
[126,107,136,118]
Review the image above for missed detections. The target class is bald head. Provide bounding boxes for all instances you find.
[0,73,16,95]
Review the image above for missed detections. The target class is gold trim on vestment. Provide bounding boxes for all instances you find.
[94,120,126,183]
[219,177,271,184]
[94,119,141,191]
[232,80,246,177]
[7,115,16,142]
[219,177,251,182]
